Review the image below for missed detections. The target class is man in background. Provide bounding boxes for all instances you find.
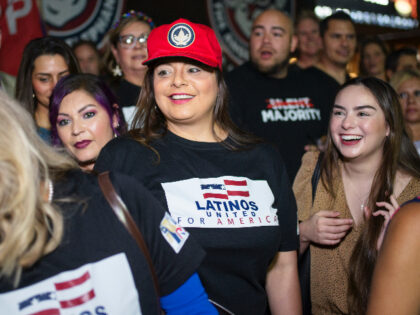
[386,47,419,80]
[226,9,337,180]
[314,11,357,85]
[293,11,322,70]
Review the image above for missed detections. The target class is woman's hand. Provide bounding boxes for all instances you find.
[371,195,400,250]
[300,210,353,246]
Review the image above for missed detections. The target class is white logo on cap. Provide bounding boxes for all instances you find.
[168,23,195,48]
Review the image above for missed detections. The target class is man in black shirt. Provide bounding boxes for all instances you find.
[226,9,338,180]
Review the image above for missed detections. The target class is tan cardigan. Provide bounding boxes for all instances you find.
[293,151,420,315]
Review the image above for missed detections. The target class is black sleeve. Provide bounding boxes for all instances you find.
[225,72,246,129]
[270,147,299,252]
[109,172,206,296]
[95,137,155,175]
[95,137,124,173]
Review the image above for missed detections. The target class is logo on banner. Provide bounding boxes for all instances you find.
[207,0,294,65]
[41,0,124,48]
[0,0,44,76]
[162,176,278,228]
[261,96,321,123]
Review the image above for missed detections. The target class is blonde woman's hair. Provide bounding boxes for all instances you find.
[0,91,76,286]
[389,68,420,91]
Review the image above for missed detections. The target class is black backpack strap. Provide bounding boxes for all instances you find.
[311,152,324,205]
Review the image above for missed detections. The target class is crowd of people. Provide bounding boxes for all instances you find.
[0,7,419,315]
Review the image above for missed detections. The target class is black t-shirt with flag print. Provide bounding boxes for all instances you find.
[95,132,298,315]
[0,170,204,315]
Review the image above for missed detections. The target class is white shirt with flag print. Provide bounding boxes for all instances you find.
[0,253,141,315]
[162,176,278,228]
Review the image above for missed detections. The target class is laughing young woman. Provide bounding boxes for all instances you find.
[294,77,420,315]
[95,19,301,314]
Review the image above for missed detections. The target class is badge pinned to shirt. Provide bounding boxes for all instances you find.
[160,212,189,253]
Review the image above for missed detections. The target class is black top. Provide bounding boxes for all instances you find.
[113,78,142,127]
[95,132,298,314]
[304,65,353,84]
[226,61,339,180]
[0,170,204,314]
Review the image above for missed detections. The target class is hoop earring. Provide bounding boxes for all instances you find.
[113,64,122,77]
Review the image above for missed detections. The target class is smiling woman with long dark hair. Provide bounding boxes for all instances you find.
[294,77,420,315]
[95,18,301,314]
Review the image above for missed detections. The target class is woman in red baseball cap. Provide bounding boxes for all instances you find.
[96,18,301,314]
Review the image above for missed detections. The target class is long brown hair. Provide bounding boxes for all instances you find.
[320,77,420,314]
[128,58,260,158]
[15,36,80,118]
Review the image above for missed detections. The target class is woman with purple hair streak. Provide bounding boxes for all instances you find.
[49,74,126,171]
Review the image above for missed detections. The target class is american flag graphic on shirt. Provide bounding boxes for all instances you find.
[17,271,95,314]
[201,179,250,200]
[0,254,142,315]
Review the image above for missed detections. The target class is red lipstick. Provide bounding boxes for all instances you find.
[74,140,91,149]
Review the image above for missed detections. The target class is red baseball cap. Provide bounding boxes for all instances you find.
[143,18,222,70]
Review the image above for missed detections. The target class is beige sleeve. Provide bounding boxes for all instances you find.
[293,151,319,222]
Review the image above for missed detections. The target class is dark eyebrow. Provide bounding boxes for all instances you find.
[58,104,96,116]
[355,105,377,111]
[333,104,377,111]
[35,69,69,76]
[252,25,264,31]
[271,26,286,32]
[78,104,96,113]
[251,25,286,33]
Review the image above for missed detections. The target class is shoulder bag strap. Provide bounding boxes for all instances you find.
[97,172,161,299]
[311,152,324,205]
[299,152,324,315]
[99,172,235,315]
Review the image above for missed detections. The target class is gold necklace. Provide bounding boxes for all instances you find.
[359,197,368,212]
[343,175,371,212]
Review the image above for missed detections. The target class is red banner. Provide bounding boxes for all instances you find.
[0,0,44,76]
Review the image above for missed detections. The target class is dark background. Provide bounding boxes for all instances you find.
[125,0,419,45]
[123,0,420,72]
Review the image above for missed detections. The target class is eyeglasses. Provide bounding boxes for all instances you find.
[118,34,148,48]
[399,90,420,100]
